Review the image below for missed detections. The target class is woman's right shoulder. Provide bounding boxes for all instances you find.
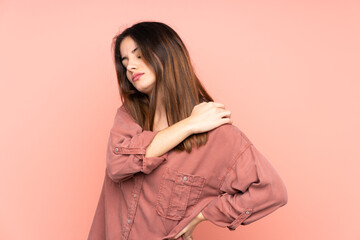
[112,105,139,130]
[117,104,128,114]
[115,104,132,118]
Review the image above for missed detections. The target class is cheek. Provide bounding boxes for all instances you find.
[126,71,131,81]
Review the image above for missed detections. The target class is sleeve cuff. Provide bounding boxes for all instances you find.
[227,209,253,230]
[113,130,159,155]
[110,128,168,175]
[201,198,253,231]
[141,152,168,174]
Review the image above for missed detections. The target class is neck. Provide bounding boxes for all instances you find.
[153,93,169,131]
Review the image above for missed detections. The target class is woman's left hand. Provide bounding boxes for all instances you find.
[174,212,207,240]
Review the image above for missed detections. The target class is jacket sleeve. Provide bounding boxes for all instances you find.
[106,105,168,183]
[201,132,288,230]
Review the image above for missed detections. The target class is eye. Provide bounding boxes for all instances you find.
[137,55,141,59]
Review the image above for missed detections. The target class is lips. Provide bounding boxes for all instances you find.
[132,73,144,81]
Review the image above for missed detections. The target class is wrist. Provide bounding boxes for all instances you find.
[197,212,206,222]
[179,117,194,136]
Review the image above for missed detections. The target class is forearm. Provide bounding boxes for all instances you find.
[145,118,193,158]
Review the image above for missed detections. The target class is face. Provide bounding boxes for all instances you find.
[120,36,156,96]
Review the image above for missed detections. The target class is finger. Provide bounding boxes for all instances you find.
[219,110,231,118]
[174,228,186,239]
[212,102,225,108]
[219,117,232,125]
[185,230,195,239]
[182,233,191,240]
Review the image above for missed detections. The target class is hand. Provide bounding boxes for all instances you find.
[186,102,232,134]
[174,212,207,240]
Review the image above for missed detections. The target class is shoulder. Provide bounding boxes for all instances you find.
[111,105,141,131]
[118,104,128,112]
[117,104,130,115]
[115,105,135,122]
[210,123,252,143]
[208,123,253,154]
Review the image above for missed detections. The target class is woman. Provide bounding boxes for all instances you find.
[88,21,288,240]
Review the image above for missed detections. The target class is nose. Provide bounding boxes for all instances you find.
[127,63,136,72]
[126,57,138,72]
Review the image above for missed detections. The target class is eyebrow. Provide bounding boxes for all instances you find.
[121,47,138,62]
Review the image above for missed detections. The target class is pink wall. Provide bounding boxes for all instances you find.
[1,0,359,239]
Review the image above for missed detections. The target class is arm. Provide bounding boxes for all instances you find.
[144,117,193,158]
[201,132,288,230]
[106,106,192,183]
[145,101,232,158]
[107,102,232,183]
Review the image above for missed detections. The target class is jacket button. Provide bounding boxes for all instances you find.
[245,211,250,215]
[183,176,188,181]
[114,147,119,152]
[133,194,136,198]
[127,219,130,223]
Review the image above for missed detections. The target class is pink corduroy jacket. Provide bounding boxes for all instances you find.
[88,105,288,240]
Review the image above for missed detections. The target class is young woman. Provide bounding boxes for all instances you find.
[88,21,288,240]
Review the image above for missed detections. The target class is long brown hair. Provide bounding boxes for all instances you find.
[112,21,214,152]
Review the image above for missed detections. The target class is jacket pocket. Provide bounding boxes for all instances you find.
[156,167,206,220]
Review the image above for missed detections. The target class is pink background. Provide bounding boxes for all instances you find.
[1,0,359,239]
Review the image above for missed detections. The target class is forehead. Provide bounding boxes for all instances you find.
[120,36,137,56]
